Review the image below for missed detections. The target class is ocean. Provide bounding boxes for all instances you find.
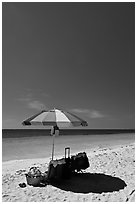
[2,129,135,162]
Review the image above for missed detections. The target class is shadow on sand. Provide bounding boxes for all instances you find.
[51,172,127,194]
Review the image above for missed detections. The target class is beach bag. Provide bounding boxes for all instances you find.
[47,159,67,181]
[47,147,71,181]
[25,167,44,187]
[71,152,89,172]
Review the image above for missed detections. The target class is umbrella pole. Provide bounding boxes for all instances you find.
[51,133,55,160]
[51,126,59,160]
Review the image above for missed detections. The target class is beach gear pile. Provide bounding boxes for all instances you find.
[25,148,90,187]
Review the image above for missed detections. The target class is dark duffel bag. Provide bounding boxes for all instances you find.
[47,158,71,181]
[47,147,71,181]
[71,152,90,172]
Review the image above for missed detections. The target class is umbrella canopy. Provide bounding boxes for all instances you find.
[22,108,88,160]
[22,108,88,128]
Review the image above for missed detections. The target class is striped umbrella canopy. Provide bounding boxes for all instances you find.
[22,108,88,128]
[22,108,88,160]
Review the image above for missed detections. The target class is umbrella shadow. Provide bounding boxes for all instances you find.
[51,172,127,194]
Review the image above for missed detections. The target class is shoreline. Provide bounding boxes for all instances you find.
[2,141,134,165]
[3,133,135,162]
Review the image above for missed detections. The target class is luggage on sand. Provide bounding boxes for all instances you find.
[47,147,71,181]
[25,149,90,186]
[71,152,89,172]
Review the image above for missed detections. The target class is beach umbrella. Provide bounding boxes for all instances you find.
[22,108,88,160]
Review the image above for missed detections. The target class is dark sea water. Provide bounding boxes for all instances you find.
[2,129,135,162]
[2,128,135,138]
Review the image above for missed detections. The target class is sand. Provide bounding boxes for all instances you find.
[2,143,135,202]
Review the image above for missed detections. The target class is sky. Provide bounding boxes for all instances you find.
[2,2,135,129]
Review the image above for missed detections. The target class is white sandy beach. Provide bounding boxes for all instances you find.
[2,142,135,202]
